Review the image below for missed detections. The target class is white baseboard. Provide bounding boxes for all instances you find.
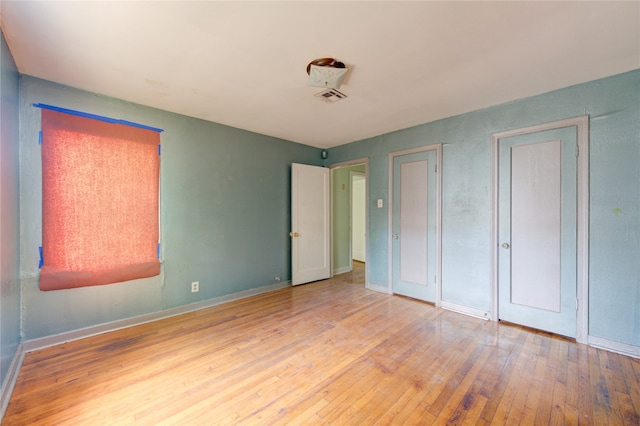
[367,282,391,294]
[6,278,638,425]
[1,343,25,421]
[332,266,352,276]
[588,335,640,359]
[2,281,291,422]
[440,300,490,320]
[22,280,291,353]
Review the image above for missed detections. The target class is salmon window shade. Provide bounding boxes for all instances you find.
[40,108,160,291]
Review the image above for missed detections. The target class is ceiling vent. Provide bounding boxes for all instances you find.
[315,89,347,103]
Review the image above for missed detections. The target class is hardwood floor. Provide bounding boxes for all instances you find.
[3,262,639,425]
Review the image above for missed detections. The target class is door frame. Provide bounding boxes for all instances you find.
[490,115,589,343]
[388,144,442,303]
[328,157,369,287]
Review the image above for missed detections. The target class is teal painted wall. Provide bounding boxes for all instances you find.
[8,59,640,349]
[332,164,366,273]
[328,70,640,347]
[0,30,21,388]
[19,76,322,339]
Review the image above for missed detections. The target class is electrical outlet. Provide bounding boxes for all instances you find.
[191,281,199,293]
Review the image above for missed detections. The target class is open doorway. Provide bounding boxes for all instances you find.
[351,171,366,264]
[330,160,368,285]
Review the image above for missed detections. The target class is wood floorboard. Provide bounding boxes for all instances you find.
[3,261,639,425]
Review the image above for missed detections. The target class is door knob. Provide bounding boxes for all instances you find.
[392,234,399,239]
[501,242,510,249]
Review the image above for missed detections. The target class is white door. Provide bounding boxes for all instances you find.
[391,150,437,302]
[291,163,330,285]
[351,173,366,263]
[497,127,577,337]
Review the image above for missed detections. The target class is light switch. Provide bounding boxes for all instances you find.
[377,199,383,208]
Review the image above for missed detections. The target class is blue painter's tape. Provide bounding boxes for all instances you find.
[38,246,43,268]
[33,103,164,133]
[39,130,43,145]
[158,144,161,156]
[157,243,161,259]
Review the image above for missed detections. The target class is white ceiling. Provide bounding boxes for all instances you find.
[2,1,639,149]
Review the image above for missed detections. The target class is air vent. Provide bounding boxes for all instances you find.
[314,89,347,103]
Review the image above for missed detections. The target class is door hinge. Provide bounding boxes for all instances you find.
[435,164,438,173]
[576,145,579,158]
[576,298,579,311]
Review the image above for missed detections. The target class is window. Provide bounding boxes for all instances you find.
[39,107,161,290]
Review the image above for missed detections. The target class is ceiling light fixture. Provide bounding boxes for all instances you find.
[307,58,348,89]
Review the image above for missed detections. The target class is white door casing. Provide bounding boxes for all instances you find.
[491,116,589,343]
[291,163,331,286]
[328,158,370,289]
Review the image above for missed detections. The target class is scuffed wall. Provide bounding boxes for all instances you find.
[328,70,640,347]
[0,29,21,390]
[18,76,322,339]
